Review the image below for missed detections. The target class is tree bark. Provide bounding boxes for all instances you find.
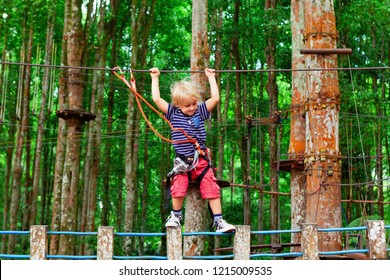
[30,0,57,225]
[49,0,69,254]
[265,0,279,244]
[289,0,306,251]
[58,0,85,255]
[211,2,224,255]
[123,0,156,254]
[8,21,32,254]
[83,1,111,255]
[183,0,210,256]
[303,0,342,251]
[102,0,120,227]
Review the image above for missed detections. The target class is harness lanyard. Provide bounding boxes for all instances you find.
[112,67,205,156]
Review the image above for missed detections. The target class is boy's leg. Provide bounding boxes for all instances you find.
[166,172,189,227]
[208,197,222,214]
[172,196,185,211]
[209,198,236,233]
[165,197,184,227]
[166,196,185,227]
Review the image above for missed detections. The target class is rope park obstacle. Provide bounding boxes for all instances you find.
[2,61,389,188]
[109,62,390,257]
[0,222,388,260]
[110,63,390,203]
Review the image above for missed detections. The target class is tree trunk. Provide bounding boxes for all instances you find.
[303,0,342,251]
[123,0,156,254]
[8,22,32,254]
[22,103,32,232]
[1,120,15,254]
[0,8,9,123]
[211,2,223,255]
[50,0,70,255]
[58,0,85,255]
[183,0,210,257]
[102,0,120,227]
[289,0,306,251]
[75,0,95,246]
[30,0,57,225]
[83,1,111,255]
[265,0,279,244]
[257,130,265,245]
[230,0,251,226]
[139,126,150,255]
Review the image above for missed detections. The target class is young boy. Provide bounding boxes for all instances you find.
[150,67,235,233]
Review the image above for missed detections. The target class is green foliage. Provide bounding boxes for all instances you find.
[345,215,389,249]
[348,215,383,227]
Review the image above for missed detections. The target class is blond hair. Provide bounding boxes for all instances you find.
[170,78,203,107]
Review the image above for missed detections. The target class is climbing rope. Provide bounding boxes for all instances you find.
[347,55,369,219]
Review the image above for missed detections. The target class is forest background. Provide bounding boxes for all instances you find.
[0,0,390,257]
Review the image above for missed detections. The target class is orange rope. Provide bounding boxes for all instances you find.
[112,67,204,155]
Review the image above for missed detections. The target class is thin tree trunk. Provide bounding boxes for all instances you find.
[76,0,95,245]
[257,128,265,245]
[1,31,13,253]
[41,125,55,225]
[22,110,32,232]
[1,123,15,253]
[123,0,156,254]
[230,0,250,226]
[139,126,150,255]
[102,0,120,227]
[137,3,155,250]
[8,22,32,254]
[30,0,57,225]
[265,0,280,244]
[377,28,386,218]
[123,2,138,255]
[159,141,171,255]
[211,2,223,255]
[83,1,110,256]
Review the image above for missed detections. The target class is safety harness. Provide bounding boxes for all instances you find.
[165,148,214,203]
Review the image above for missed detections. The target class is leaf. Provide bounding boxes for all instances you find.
[348,215,382,227]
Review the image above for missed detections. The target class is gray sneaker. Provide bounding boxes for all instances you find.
[214,219,236,233]
[165,212,183,227]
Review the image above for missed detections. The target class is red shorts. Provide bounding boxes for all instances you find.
[170,157,220,199]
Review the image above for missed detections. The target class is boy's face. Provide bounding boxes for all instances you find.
[178,98,198,116]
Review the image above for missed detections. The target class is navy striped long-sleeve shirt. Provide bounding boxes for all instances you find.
[165,102,210,157]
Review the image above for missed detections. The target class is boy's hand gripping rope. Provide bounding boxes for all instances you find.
[112,67,205,156]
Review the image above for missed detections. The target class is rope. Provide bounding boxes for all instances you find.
[2,61,390,73]
[347,56,370,219]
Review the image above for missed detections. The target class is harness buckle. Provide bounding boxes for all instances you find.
[167,157,189,178]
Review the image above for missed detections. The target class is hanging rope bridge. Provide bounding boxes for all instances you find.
[1,223,389,260]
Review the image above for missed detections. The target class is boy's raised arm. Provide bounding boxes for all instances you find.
[150,68,169,114]
[204,68,220,112]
